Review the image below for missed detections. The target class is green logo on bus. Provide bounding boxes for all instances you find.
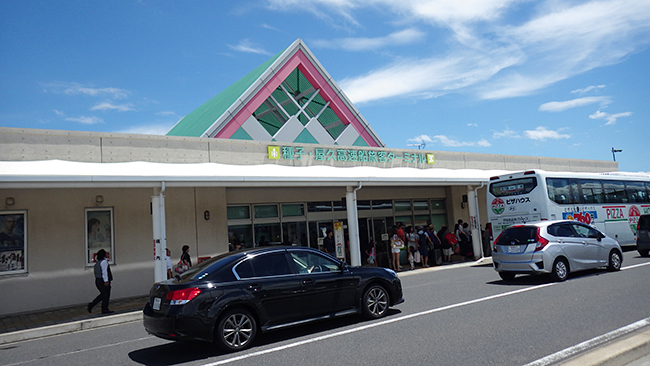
[491,198,504,214]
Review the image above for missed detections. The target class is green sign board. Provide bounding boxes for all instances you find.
[268,146,435,165]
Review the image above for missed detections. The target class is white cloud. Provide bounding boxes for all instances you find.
[64,116,103,125]
[409,134,491,147]
[313,28,426,51]
[228,39,272,55]
[492,129,520,139]
[572,85,606,94]
[523,126,570,141]
[539,96,610,112]
[156,111,177,117]
[90,102,135,112]
[341,49,522,103]
[117,123,175,135]
[467,123,478,127]
[270,1,650,103]
[589,110,632,125]
[44,81,129,99]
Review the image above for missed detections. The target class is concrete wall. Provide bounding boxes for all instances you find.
[0,127,619,172]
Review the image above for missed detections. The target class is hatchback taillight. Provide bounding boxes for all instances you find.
[534,228,549,252]
[166,287,201,305]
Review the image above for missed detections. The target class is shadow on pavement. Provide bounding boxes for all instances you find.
[128,309,401,365]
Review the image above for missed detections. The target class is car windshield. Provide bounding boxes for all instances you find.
[497,226,538,245]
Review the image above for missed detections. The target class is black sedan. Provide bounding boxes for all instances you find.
[143,246,403,351]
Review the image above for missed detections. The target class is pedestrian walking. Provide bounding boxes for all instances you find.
[87,249,113,314]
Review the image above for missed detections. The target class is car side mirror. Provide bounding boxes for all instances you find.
[338,260,348,271]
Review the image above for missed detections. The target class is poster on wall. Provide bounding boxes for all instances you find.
[0,211,27,274]
[85,207,114,265]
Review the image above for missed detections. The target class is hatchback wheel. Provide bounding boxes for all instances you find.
[550,258,569,282]
[639,249,649,258]
[607,250,622,271]
[498,272,516,281]
[362,285,389,319]
[215,309,257,352]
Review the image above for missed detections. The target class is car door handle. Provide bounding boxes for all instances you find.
[302,279,314,286]
[248,284,260,291]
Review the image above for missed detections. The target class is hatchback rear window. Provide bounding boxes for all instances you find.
[496,226,538,245]
[640,215,650,231]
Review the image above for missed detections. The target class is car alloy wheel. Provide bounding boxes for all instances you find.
[216,309,257,351]
[499,272,516,281]
[362,285,389,319]
[551,258,568,282]
[607,251,622,271]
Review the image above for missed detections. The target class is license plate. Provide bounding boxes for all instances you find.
[507,245,521,253]
[153,297,162,311]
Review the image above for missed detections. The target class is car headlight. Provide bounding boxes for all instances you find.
[383,268,397,277]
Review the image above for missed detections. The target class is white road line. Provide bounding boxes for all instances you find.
[203,283,558,366]
[205,261,650,366]
[523,317,650,366]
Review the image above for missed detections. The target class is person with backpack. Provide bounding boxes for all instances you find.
[427,224,442,265]
[416,226,429,267]
[438,225,454,263]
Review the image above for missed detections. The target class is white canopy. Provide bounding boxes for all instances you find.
[0,160,510,188]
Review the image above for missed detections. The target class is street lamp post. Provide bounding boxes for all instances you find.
[611,147,622,161]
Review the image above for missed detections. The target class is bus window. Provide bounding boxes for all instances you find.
[489,177,537,197]
[579,179,604,203]
[603,180,627,203]
[546,178,578,204]
[625,181,646,203]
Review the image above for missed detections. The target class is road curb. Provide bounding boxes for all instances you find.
[558,326,650,366]
[0,311,142,345]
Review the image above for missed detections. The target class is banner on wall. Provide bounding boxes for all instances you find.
[0,211,27,275]
[334,221,345,261]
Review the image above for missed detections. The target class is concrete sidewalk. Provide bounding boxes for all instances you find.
[0,295,147,344]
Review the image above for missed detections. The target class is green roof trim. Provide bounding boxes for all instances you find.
[293,129,319,144]
[230,127,253,140]
[167,48,287,137]
[353,136,369,147]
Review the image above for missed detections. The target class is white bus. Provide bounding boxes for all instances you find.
[487,170,650,248]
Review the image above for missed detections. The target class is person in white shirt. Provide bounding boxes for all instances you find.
[165,248,172,279]
[87,249,113,314]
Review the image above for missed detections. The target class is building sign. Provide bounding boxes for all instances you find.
[268,145,435,165]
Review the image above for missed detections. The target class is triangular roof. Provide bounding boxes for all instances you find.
[167,39,385,147]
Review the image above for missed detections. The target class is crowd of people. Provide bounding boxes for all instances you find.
[388,219,482,271]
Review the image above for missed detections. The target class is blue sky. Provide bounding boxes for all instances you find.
[1,0,648,172]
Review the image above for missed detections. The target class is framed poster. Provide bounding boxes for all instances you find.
[85,207,114,265]
[0,211,27,275]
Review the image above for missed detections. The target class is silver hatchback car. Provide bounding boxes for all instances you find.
[492,220,622,282]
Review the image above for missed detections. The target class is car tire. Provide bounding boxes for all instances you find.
[550,258,569,282]
[362,285,389,319]
[607,250,622,271]
[498,272,516,281]
[214,308,257,352]
[639,249,650,257]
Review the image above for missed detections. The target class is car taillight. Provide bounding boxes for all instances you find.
[493,232,504,252]
[166,287,201,305]
[534,228,549,252]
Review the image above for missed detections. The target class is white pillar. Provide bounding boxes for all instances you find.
[467,187,482,259]
[152,184,167,283]
[346,185,361,266]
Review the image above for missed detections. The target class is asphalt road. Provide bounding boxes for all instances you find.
[2,251,650,366]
